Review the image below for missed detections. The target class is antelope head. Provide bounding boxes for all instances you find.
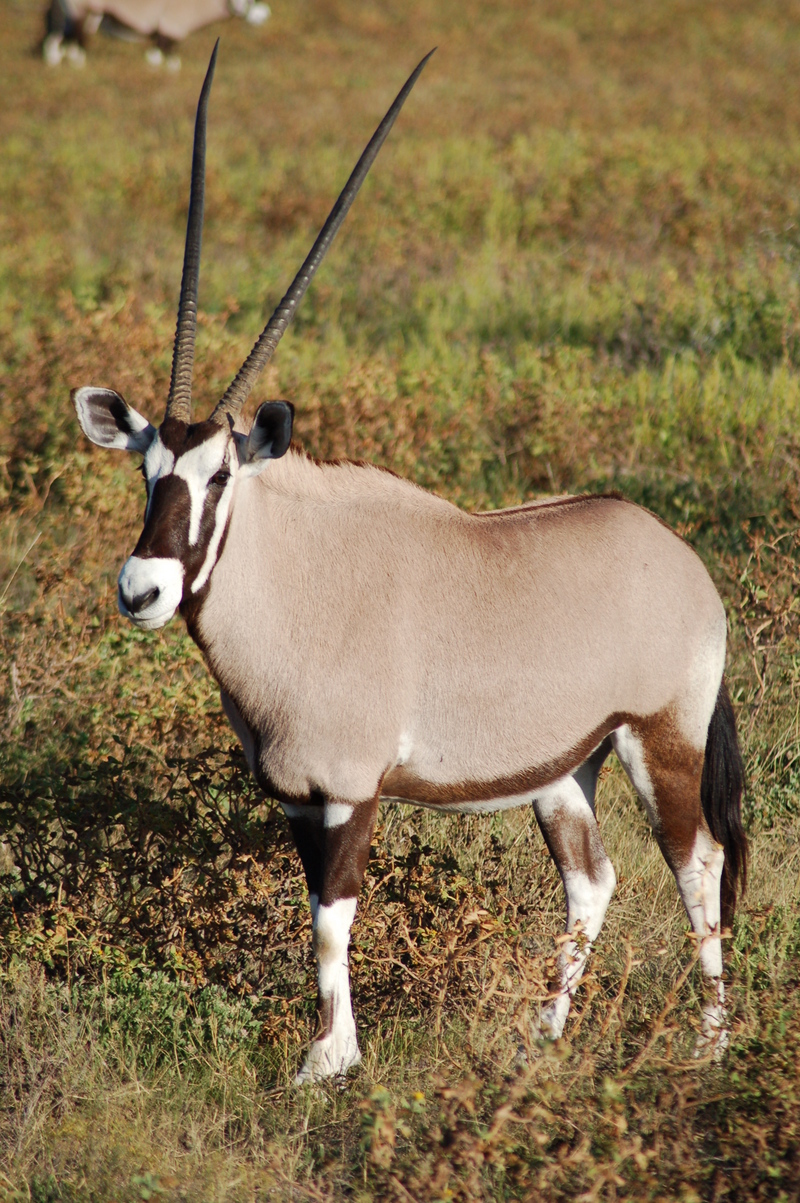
[74,43,433,630]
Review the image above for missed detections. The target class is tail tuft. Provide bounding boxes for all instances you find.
[701,679,746,928]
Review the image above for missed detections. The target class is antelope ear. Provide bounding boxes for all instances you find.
[72,387,156,453]
[240,401,294,472]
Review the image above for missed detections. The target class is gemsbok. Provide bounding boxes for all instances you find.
[73,45,747,1084]
[42,0,268,68]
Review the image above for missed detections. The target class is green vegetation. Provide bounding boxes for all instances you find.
[2,0,800,1197]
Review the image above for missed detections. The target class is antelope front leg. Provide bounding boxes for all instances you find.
[283,794,379,1085]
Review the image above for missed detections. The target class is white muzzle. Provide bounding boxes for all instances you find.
[118,556,184,630]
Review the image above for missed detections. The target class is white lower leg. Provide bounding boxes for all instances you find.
[43,33,65,65]
[675,829,728,1054]
[295,896,361,1084]
[540,862,617,1038]
[535,779,617,1039]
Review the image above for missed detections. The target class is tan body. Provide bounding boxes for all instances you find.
[64,0,231,39]
[198,451,724,810]
[181,447,741,1081]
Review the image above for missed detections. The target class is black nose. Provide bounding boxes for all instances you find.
[123,585,160,614]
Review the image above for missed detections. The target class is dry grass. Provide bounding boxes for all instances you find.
[2,0,800,1198]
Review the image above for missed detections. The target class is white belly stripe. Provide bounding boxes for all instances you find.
[380,790,537,815]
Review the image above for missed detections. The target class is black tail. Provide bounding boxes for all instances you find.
[701,679,747,929]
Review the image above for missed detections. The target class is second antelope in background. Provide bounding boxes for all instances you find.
[73,44,746,1084]
[42,0,269,67]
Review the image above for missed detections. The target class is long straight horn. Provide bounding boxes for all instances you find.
[165,40,219,424]
[211,48,435,425]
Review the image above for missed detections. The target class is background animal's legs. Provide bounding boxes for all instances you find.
[285,794,379,1084]
[534,775,616,1039]
[43,4,88,65]
[613,720,727,1049]
[147,32,181,71]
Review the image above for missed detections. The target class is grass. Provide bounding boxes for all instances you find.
[1,0,800,1197]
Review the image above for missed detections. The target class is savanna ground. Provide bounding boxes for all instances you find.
[1,0,800,1198]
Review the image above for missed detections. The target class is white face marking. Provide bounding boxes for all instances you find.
[191,477,234,594]
[142,436,176,522]
[139,430,234,595]
[118,555,184,629]
[172,432,229,546]
[143,436,175,494]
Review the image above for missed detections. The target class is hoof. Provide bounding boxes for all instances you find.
[42,34,64,66]
[247,2,271,24]
[535,996,568,1043]
[294,1035,361,1086]
[64,42,86,67]
[694,1004,729,1062]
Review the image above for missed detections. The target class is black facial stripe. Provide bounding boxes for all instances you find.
[133,466,231,591]
[159,416,226,456]
[133,474,192,561]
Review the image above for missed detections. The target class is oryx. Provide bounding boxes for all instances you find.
[42,0,268,68]
[73,45,746,1084]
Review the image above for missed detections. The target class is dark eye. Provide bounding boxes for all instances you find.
[210,470,231,488]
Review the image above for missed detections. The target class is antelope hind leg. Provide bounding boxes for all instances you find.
[613,719,728,1058]
[677,828,727,1056]
[284,794,378,1084]
[533,774,616,1040]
